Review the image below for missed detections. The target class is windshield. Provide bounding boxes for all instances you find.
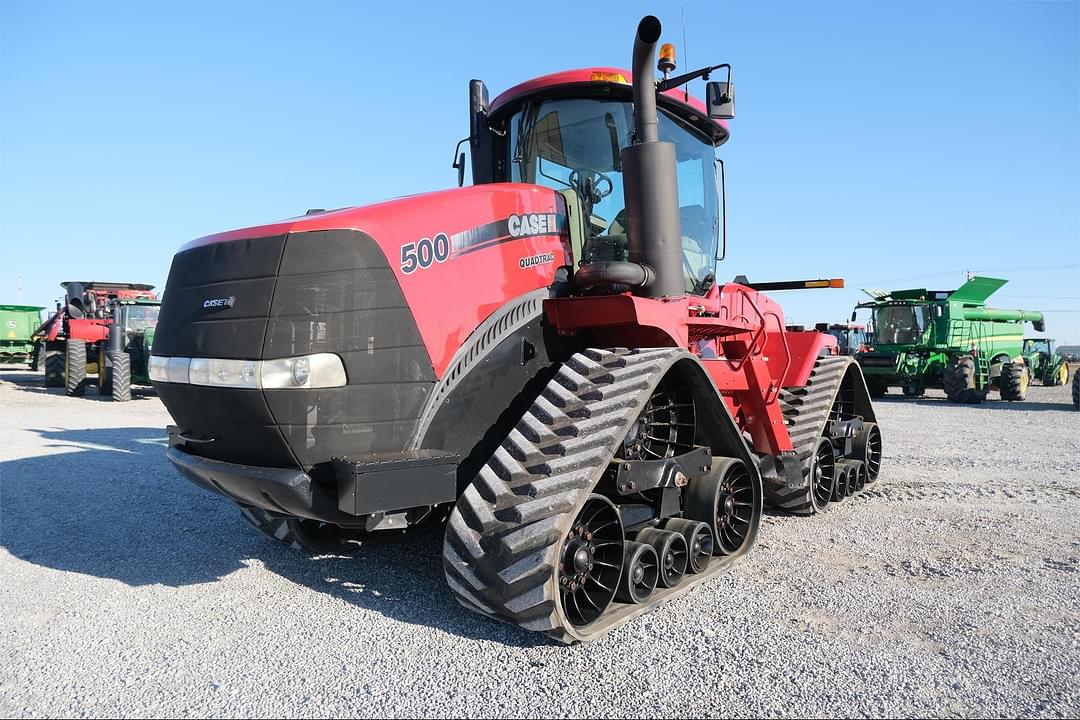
[1023,339,1050,354]
[873,304,927,344]
[122,304,159,332]
[509,98,720,294]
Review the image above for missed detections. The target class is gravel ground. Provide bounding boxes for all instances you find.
[1,366,1078,718]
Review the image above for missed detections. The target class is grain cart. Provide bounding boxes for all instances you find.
[0,305,45,366]
[1021,338,1069,387]
[36,282,157,393]
[815,323,868,356]
[151,16,884,642]
[854,277,1044,402]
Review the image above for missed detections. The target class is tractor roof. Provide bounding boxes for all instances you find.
[61,282,156,292]
[488,68,730,145]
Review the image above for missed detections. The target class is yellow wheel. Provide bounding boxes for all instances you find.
[1058,364,1069,386]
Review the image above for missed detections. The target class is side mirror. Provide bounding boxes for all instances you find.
[851,310,858,322]
[451,138,468,188]
[706,81,735,120]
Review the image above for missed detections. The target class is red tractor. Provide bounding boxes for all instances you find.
[816,322,869,356]
[152,16,883,642]
[36,281,157,395]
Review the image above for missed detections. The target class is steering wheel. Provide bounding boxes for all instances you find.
[569,167,614,204]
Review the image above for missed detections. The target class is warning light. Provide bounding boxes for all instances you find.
[658,43,677,76]
[591,71,628,84]
[829,278,845,288]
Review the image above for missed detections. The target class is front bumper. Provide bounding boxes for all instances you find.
[167,443,358,524]
[167,427,458,525]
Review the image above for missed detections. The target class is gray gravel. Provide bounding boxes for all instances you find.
[2,366,1078,718]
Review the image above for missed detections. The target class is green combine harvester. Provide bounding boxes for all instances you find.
[1021,338,1069,387]
[854,276,1044,403]
[0,304,45,366]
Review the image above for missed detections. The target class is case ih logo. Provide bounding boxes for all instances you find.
[202,296,236,309]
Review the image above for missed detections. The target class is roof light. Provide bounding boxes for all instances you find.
[590,71,627,84]
[658,43,677,76]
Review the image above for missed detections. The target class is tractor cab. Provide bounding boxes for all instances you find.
[867,302,930,346]
[1023,338,1054,356]
[468,67,731,295]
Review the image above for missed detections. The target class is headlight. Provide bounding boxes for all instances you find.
[148,355,169,382]
[148,353,347,389]
[258,354,346,389]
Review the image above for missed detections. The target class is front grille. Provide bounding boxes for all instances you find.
[154,229,437,471]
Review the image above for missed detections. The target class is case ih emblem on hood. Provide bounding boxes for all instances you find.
[202,296,236,310]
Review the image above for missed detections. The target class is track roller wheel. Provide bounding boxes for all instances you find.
[853,422,883,482]
[832,462,851,501]
[811,438,837,511]
[662,518,713,574]
[615,541,660,605]
[634,528,687,589]
[558,495,625,627]
[851,461,867,493]
[684,457,760,557]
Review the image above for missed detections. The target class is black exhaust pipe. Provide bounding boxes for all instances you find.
[621,15,684,298]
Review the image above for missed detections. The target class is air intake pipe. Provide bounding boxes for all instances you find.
[621,15,685,298]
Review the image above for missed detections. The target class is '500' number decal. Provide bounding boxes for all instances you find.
[400,233,450,274]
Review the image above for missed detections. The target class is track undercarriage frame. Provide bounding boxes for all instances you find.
[444,282,883,641]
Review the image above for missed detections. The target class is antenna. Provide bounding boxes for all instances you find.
[681,5,689,100]
[16,274,22,303]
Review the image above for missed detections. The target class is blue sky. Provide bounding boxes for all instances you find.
[2,1,1077,342]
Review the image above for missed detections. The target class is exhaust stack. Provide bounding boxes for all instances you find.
[621,15,685,298]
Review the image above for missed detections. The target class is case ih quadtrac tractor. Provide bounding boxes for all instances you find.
[152,17,883,642]
[854,276,1045,402]
[36,281,160,401]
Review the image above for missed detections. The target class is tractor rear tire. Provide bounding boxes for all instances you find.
[1072,367,1079,411]
[45,342,64,387]
[65,340,87,396]
[1050,363,1069,387]
[111,351,132,402]
[998,362,1029,402]
[866,377,887,399]
[943,356,985,404]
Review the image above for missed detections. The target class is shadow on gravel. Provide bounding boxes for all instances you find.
[0,426,548,648]
[0,370,157,401]
[871,394,1073,412]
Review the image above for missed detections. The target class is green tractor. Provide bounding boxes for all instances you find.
[0,304,46,366]
[854,276,1044,403]
[1021,338,1069,387]
[96,298,161,401]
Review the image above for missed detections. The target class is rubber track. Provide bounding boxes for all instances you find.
[442,347,750,643]
[765,356,872,514]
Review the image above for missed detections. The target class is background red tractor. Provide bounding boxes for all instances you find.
[151,16,883,641]
[35,281,158,398]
